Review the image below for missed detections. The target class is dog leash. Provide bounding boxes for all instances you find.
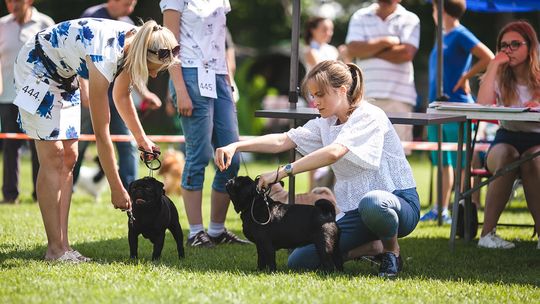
[125,147,162,225]
[250,168,281,226]
[251,188,272,225]
[127,209,136,226]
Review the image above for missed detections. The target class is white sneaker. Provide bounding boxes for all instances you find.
[478,229,515,249]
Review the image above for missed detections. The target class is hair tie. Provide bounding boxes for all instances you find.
[349,65,358,94]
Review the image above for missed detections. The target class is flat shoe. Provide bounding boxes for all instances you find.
[45,251,80,263]
[70,250,92,262]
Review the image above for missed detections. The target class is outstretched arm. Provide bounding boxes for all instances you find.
[258,143,349,189]
[215,133,296,171]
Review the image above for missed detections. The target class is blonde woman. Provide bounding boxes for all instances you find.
[13,18,179,262]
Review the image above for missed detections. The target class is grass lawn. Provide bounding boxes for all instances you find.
[0,149,539,303]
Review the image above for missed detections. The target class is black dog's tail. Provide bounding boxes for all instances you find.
[314,199,336,221]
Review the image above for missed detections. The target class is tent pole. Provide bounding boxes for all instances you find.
[289,0,300,110]
[288,0,301,205]
[437,0,444,99]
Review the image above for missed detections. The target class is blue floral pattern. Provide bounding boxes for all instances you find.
[65,126,78,139]
[15,18,135,140]
[37,92,54,119]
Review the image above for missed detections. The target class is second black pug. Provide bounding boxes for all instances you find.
[226,176,342,271]
[128,176,184,260]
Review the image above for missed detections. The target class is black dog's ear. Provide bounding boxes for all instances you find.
[152,178,165,202]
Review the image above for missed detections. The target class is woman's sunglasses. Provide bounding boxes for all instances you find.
[148,45,180,61]
[499,40,527,52]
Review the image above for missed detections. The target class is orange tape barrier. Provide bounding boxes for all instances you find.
[0,132,489,151]
[0,133,255,143]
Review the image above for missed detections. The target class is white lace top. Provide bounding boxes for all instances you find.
[286,102,416,212]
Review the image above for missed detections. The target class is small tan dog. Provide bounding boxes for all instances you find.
[157,149,185,196]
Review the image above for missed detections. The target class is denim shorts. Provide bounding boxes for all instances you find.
[489,128,540,155]
[169,67,240,192]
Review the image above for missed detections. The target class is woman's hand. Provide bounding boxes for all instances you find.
[138,137,160,161]
[215,144,236,171]
[111,187,131,210]
[176,89,193,117]
[257,169,283,191]
[491,52,510,66]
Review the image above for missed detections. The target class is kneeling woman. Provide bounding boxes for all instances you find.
[215,60,420,277]
[14,19,179,262]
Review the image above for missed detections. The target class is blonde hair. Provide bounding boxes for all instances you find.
[123,20,180,91]
[301,60,364,116]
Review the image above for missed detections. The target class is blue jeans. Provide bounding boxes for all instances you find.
[287,187,420,270]
[73,87,138,189]
[170,68,239,192]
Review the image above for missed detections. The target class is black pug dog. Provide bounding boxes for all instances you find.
[128,176,184,260]
[226,176,342,272]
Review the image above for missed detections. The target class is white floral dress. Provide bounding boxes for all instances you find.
[14,18,135,140]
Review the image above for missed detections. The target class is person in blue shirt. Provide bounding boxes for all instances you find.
[421,0,493,223]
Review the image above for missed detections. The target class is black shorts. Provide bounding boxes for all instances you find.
[489,128,540,155]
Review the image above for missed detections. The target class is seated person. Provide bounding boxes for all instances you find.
[476,21,540,249]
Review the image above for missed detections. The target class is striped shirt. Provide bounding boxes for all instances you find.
[345,3,420,106]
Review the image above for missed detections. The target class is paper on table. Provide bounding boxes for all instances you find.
[429,101,530,112]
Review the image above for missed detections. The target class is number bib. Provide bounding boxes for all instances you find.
[14,75,49,114]
[197,67,217,99]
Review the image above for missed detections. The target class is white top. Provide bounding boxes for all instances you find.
[34,18,135,83]
[0,7,54,103]
[286,102,416,212]
[160,0,230,74]
[495,82,540,133]
[304,41,339,71]
[345,3,419,106]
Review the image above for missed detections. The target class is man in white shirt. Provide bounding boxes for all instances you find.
[345,0,420,145]
[0,0,53,204]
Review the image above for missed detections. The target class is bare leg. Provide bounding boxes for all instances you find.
[481,144,519,236]
[60,140,78,250]
[440,165,453,209]
[181,189,203,225]
[520,146,540,234]
[210,190,230,223]
[382,236,400,256]
[346,240,383,260]
[35,140,69,259]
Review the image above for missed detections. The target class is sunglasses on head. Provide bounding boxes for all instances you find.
[499,40,527,51]
[147,45,180,61]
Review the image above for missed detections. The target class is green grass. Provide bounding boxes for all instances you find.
[0,150,539,303]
